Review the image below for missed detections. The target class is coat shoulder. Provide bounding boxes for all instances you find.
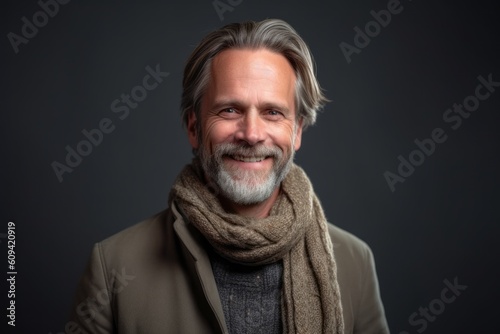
[95,209,173,267]
[326,223,388,333]
[327,222,372,261]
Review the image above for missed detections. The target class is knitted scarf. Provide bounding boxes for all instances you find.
[169,160,344,333]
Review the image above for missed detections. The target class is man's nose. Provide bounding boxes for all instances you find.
[234,111,266,145]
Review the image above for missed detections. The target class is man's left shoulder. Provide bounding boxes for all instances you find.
[327,223,372,259]
[326,222,377,278]
[326,223,389,333]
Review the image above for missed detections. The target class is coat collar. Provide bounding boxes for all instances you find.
[171,201,229,334]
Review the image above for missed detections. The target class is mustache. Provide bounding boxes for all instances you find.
[212,143,283,160]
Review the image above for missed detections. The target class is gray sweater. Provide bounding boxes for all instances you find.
[210,252,283,333]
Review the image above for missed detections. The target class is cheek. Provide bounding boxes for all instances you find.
[275,124,298,150]
[202,119,234,149]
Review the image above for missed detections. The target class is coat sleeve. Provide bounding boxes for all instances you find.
[353,245,390,334]
[68,243,115,334]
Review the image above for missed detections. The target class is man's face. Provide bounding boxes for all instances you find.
[187,48,303,204]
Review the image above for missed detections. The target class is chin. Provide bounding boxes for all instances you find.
[217,171,277,205]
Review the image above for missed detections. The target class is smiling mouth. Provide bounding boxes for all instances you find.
[228,155,269,163]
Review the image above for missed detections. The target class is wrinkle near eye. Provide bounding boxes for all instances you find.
[204,118,230,143]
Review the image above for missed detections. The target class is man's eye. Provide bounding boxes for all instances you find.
[268,110,282,116]
[223,108,236,113]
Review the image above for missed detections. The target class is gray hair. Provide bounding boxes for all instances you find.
[180,19,328,130]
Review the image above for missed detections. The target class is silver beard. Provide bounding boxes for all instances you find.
[199,140,296,205]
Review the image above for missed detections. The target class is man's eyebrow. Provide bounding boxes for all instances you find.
[210,99,245,111]
[210,100,291,113]
[261,102,291,114]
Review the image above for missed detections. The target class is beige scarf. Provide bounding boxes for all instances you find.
[169,160,344,333]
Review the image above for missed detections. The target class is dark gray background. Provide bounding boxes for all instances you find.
[2,0,499,333]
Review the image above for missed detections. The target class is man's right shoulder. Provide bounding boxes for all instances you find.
[93,208,176,267]
[101,209,169,243]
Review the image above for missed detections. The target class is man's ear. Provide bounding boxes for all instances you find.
[187,110,199,149]
[294,118,304,151]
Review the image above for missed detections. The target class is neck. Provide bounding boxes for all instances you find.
[220,187,280,219]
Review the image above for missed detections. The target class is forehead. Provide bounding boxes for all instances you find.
[211,47,295,76]
[206,48,296,101]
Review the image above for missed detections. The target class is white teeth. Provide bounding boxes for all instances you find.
[232,155,265,162]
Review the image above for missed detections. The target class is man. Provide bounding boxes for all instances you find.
[70,19,389,333]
